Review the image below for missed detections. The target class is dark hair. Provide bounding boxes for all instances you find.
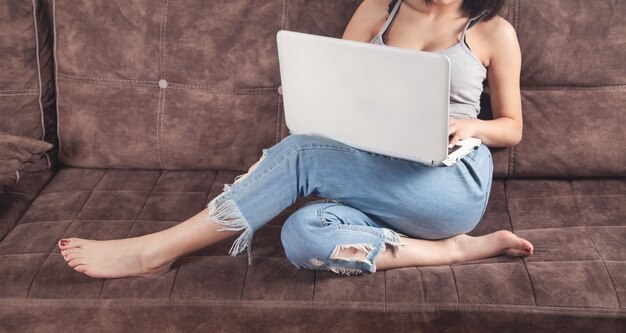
[388,0,505,21]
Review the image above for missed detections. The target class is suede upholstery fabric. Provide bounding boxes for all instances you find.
[0,170,624,332]
[0,0,56,241]
[0,0,57,165]
[52,0,362,171]
[0,0,625,332]
[0,131,53,189]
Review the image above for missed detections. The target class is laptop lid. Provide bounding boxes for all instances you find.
[276,30,451,163]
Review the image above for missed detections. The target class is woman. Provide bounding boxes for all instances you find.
[58,0,533,278]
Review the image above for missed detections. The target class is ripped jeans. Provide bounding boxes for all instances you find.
[206,134,493,275]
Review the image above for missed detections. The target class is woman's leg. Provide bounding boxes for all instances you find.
[59,134,533,278]
[58,207,238,278]
[281,201,533,275]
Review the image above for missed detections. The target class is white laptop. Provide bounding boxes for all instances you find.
[276,30,481,167]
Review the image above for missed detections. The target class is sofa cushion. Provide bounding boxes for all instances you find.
[0,0,56,241]
[495,0,626,177]
[0,0,57,165]
[0,131,52,189]
[0,168,624,331]
[51,0,626,177]
[52,0,360,170]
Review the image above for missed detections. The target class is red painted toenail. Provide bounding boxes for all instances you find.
[60,239,69,246]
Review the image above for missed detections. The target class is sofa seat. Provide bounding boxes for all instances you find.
[0,167,624,332]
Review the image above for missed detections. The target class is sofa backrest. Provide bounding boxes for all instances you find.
[493,0,626,177]
[0,0,56,165]
[49,0,625,177]
[52,0,360,170]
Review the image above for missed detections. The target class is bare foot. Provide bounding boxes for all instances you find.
[58,236,175,279]
[57,208,242,279]
[450,230,534,264]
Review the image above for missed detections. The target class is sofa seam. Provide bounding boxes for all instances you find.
[512,0,519,177]
[284,0,289,30]
[20,253,49,299]
[163,0,169,79]
[276,90,281,144]
[240,258,250,300]
[506,194,623,200]
[51,0,63,165]
[449,265,460,304]
[167,83,276,92]
[127,170,164,239]
[504,180,538,306]
[98,170,163,298]
[381,270,389,309]
[522,85,626,91]
[506,0,517,184]
[0,92,39,96]
[0,88,39,92]
[167,262,180,300]
[0,171,57,245]
[57,73,279,93]
[281,0,286,30]
[58,73,157,84]
[514,0,519,32]
[31,0,51,169]
[25,169,108,299]
[506,140,515,176]
[3,297,625,314]
[156,89,164,168]
[570,179,622,308]
[158,0,165,79]
[312,270,317,302]
[160,89,167,168]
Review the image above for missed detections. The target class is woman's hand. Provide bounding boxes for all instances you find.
[448,118,480,147]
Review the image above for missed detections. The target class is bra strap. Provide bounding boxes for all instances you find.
[460,10,488,42]
[376,0,403,39]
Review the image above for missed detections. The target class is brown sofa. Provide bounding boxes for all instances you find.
[1,0,624,332]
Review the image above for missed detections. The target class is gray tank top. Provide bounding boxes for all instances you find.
[370,0,487,119]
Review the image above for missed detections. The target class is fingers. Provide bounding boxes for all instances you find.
[449,133,462,148]
[448,119,456,135]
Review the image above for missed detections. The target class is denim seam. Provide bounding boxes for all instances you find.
[316,203,341,226]
[328,224,399,244]
[316,204,399,242]
[477,154,494,221]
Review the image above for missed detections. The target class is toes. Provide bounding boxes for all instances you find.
[74,265,88,273]
[68,258,85,268]
[508,249,529,257]
[61,248,81,258]
[64,252,84,262]
[519,239,534,255]
[58,237,87,250]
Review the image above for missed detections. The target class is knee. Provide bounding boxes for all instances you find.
[280,205,326,268]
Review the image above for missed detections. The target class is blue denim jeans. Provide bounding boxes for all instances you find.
[206,134,493,275]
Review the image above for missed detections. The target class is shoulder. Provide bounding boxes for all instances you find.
[362,0,393,11]
[473,15,520,66]
[481,16,518,44]
[354,0,393,20]
[342,0,392,42]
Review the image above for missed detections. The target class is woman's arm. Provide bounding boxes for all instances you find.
[448,17,523,148]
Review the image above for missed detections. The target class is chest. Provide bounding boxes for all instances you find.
[381,11,489,68]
